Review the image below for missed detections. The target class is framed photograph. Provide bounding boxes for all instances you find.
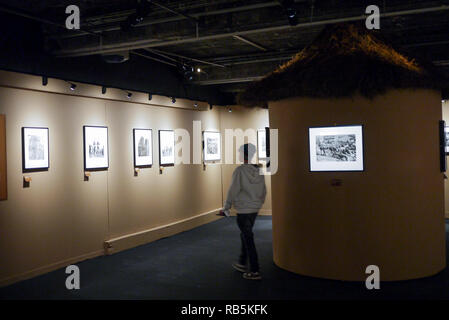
[159,130,175,166]
[1,115,7,200]
[22,127,49,172]
[203,131,221,161]
[440,121,447,172]
[309,125,364,172]
[83,126,109,171]
[444,126,449,155]
[257,129,267,159]
[133,129,153,167]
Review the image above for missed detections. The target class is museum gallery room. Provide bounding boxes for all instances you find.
[1,0,449,306]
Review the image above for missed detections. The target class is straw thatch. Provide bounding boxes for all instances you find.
[238,23,446,107]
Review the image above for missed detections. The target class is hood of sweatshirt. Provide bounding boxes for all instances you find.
[240,164,264,184]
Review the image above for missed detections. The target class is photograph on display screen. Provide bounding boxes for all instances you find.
[22,127,49,172]
[309,125,364,172]
[84,126,109,170]
[134,129,153,167]
[203,131,221,161]
[445,126,449,154]
[257,129,267,159]
[159,130,175,166]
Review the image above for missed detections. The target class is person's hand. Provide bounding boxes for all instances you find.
[217,209,230,217]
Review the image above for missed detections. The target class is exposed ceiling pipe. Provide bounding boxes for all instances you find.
[150,0,198,23]
[54,5,449,57]
[130,51,177,67]
[48,1,311,40]
[144,49,226,68]
[232,35,268,51]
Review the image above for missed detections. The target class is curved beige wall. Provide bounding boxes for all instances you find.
[269,89,446,281]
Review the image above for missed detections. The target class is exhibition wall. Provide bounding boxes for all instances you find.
[442,99,449,218]
[0,71,271,286]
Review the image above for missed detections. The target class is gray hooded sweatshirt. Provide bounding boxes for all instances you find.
[224,164,267,214]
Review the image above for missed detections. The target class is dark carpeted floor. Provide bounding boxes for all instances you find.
[1,216,449,300]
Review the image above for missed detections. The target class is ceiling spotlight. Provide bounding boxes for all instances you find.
[127,92,132,99]
[69,83,77,91]
[148,93,152,101]
[102,86,107,94]
[172,97,176,103]
[121,1,152,31]
[181,64,195,81]
[42,76,48,86]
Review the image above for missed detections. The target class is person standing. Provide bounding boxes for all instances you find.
[220,143,267,280]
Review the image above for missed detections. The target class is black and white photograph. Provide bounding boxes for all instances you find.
[203,131,221,161]
[84,126,109,170]
[133,129,152,167]
[309,125,364,171]
[257,129,267,159]
[316,134,356,162]
[159,130,175,166]
[22,127,49,172]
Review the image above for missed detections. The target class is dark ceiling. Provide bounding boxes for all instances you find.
[0,0,448,104]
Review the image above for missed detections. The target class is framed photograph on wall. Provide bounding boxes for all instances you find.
[0,115,6,200]
[133,129,153,167]
[444,126,449,155]
[309,125,364,172]
[159,130,175,166]
[257,129,267,159]
[22,127,49,172]
[203,131,221,161]
[83,126,109,171]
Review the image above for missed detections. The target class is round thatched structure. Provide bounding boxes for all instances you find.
[240,23,447,281]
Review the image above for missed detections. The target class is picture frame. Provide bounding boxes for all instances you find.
[309,125,364,172]
[444,125,449,155]
[203,131,221,162]
[439,121,447,172]
[1,115,7,200]
[257,129,267,160]
[159,130,175,166]
[22,127,49,172]
[83,125,109,171]
[133,128,153,168]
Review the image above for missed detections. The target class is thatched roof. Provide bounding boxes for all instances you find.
[238,23,446,107]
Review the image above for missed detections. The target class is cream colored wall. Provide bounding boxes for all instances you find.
[269,90,445,281]
[0,71,225,286]
[442,100,449,218]
[219,105,272,215]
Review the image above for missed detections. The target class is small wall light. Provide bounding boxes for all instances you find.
[42,76,48,86]
[228,107,232,113]
[172,97,176,103]
[197,68,201,73]
[102,86,107,94]
[194,102,198,108]
[209,104,213,110]
[148,93,152,101]
[69,83,77,91]
[127,92,132,99]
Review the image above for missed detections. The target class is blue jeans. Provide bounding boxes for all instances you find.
[237,213,259,272]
